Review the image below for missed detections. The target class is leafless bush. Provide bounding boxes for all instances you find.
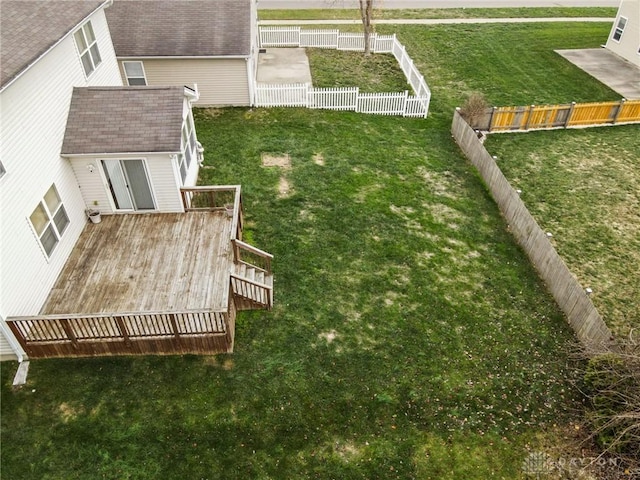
[581,333,640,468]
[459,92,490,129]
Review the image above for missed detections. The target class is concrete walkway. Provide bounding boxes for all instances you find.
[260,17,613,25]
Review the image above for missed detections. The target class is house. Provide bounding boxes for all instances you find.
[105,0,259,106]
[606,0,640,67]
[0,0,272,362]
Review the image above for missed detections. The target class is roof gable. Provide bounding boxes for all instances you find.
[61,86,186,155]
[105,0,252,57]
[0,0,105,89]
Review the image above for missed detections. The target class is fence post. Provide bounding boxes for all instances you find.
[402,90,409,117]
[524,105,534,130]
[565,101,576,128]
[612,98,626,124]
[488,106,498,132]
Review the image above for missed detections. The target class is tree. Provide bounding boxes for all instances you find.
[358,0,374,56]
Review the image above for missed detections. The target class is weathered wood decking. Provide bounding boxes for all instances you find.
[43,212,234,315]
[8,186,274,359]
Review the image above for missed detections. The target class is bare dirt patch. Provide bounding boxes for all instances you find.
[313,153,325,166]
[262,153,291,169]
[59,402,82,423]
[318,330,339,343]
[278,177,292,198]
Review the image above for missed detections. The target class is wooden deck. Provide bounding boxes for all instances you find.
[42,212,234,315]
[7,186,274,358]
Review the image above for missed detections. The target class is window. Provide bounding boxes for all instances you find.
[612,17,627,42]
[178,113,197,185]
[29,185,69,257]
[123,61,147,86]
[74,21,102,76]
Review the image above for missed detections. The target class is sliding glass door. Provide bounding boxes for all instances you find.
[102,159,155,211]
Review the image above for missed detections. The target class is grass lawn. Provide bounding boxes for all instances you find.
[1,21,627,479]
[484,125,640,338]
[259,7,616,21]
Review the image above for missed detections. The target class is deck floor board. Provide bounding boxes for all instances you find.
[42,212,233,315]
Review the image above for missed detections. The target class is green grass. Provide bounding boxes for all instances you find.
[1,21,625,479]
[484,125,640,338]
[259,7,616,21]
[307,50,409,92]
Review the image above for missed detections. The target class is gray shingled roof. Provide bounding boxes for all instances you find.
[61,87,186,155]
[1,0,105,89]
[106,0,252,57]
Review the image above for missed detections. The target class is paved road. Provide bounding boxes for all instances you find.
[259,0,620,9]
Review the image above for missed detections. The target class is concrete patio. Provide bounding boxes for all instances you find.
[556,48,640,99]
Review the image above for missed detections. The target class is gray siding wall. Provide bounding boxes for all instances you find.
[119,58,251,106]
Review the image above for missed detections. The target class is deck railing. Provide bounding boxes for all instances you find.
[232,239,273,273]
[180,185,243,241]
[6,310,234,358]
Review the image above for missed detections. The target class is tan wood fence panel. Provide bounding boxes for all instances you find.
[487,100,640,132]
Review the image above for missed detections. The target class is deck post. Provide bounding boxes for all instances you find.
[169,314,181,341]
[114,316,131,346]
[60,319,78,349]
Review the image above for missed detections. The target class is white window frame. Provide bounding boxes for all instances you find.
[122,61,147,86]
[178,112,197,185]
[74,21,102,76]
[29,185,70,258]
[612,16,627,43]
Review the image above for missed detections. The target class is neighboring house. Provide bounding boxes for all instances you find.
[0,1,272,362]
[105,0,259,106]
[606,0,640,67]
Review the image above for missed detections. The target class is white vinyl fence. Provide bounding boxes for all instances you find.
[256,27,431,118]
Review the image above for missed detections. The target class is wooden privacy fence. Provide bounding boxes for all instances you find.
[451,109,614,350]
[257,27,431,118]
[475,99,640,132]
[6,307,236,358]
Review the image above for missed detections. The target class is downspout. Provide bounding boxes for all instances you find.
[247,57,256,107]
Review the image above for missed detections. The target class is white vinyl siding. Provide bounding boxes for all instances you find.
[0,8,121,321]
[74,21,102,76]
[121,58,250,106]
[123,61,147,85]
[70,154,184,213]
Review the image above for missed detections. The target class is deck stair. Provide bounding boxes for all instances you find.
[230,239,274,311]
